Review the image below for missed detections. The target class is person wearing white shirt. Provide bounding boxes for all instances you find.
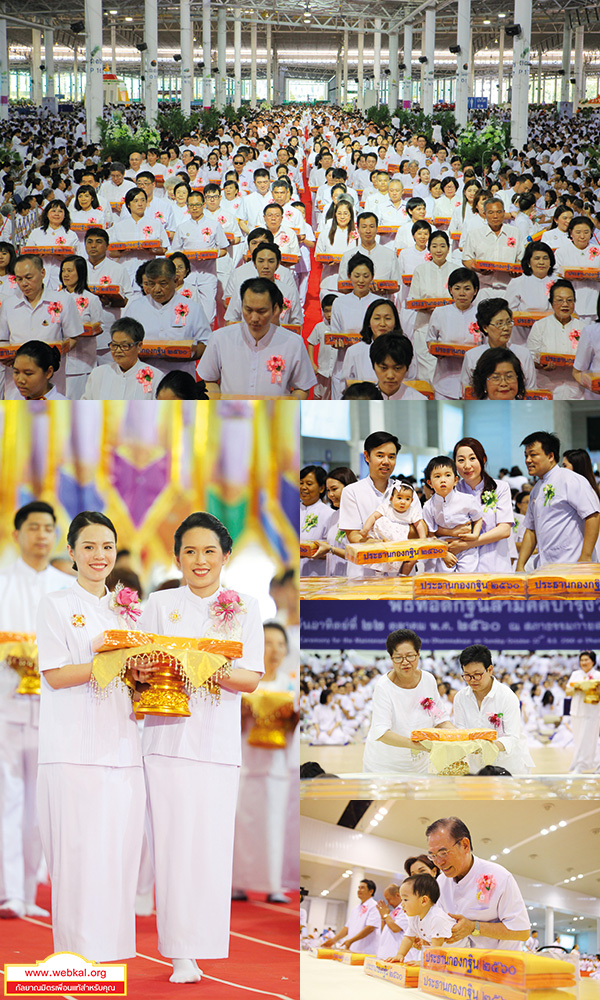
[83,227,133,363]
[135,172,175,234]
[224,243,303,327]
[329,253,379,335]
[462,198,526,292]
[526,280,584,399]
[566,651,600,772]
[171,191,229,324]
[390,875,454,961]
[198,277,315,398]
[98,162,135,214]
[123,257,210,377]
[460,297,537,397]
[35,512,145,962]
[427,817,530,950]
[25,200,80,291]
[453,645,533,775]
[376,884,409,960]
[323,879,380,955]
[369,333,427,399]
[262,204,300,264]
[0,503,71,920]
[81,316,163,399]
[138,512,264,984]
[337,212,399,284]
[108,187,169,282]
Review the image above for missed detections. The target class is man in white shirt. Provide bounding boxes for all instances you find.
[453,644,533,775]
[426,816,530,950]
[338,212,398,284]
[324,878,380,954]
[171,190,229,323]
[224,244,303,327]
[0,502,71,919]
[84,227,133,363]
[462,197,526,291]
[198,277,315,398]
[98,162,135,215]
[81,317,163,399]
[376,883,409,959]
[525,930,540,952]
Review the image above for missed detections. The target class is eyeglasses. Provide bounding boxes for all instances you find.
[487,372,518,384]
[462,671,487,681]
[427,841,462,862]
[391,653,418,664]
[487,319,513,330]
[109,341,136,353]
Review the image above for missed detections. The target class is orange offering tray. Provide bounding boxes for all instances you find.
[473,260,522,274]
[580,372,600,392]
[0,341,68,361]
[412,728,496,742]
[364,958,421,987]
[138,340,193,360]
[315,253,344,264]
[512,310,552,327]
[300,541,318,558]
[23,246,73,257]
[109,240,162,251]
[539,352,575,367]
[377,225,400,234]
[433,217,452,226]
[280,253,300,265]
[407,297,452,310]
[563,267,600,281]
[316,949,368,965]
[93,629,243,660]
[428,342,475,358]
[88,284,128,307]
[170,249,218,260]
[373,278,399,292]
[346,539,448,564]
[82,322,103,337]
[323,331,362,347]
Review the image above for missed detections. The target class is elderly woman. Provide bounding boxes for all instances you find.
[527,278,583,399]
[461,297,536,395]
[363,629,454,773]
[471,347,527,400]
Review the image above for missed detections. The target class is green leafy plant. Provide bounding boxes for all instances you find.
[455,117,509,171]
[391,108,457,140]
[367,105,391,128]
[155,106,200,141]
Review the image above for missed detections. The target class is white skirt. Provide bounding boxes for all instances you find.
[144,754,240,959]
[37,762,145,961]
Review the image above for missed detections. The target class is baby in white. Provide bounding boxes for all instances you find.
[388,874,455,963]
[360,480,427,575]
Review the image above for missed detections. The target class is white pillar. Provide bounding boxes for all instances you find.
[111,22,116,76]
[455,0,470,126]
[266,22,272,104]
[537,48,542,103]
[202,0,211,107]
[180,0,192,114]
[373,18,381,103]
[422,7,435,115]
[73,45,79,101]
[343,30,348,105]
[574,25,585,107]
[335,46,342,107]
[403,23,413,105]
[85,0,103,142]
[233,8,242,107]
[145,0,158,122]
[561,17,572,104]
[468,29,475,95]
[357,19,364,111]
[388,31,399,110]
[44,29,55,111]
[31,29,42,106]
[345,870,365,924]
[0,18,8,120]
[217,6,226,108]
[545,907,554,947]
[250,21,257,107]
[498,27,504,103]
[510,0,532,149]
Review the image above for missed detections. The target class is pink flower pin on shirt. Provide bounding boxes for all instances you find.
[99,275,112,286]
[279,233,290,245]
[209,589,247,634]
[48,301,63,323]
[180,288,192,298]
[217,214,227,225]
[136,367,154,393]
[488,712,504,730]
[589,246,600,259]
[154,210,164,221]
[476,874,496,901]
[109,583,142,623]
[425,252,433,261]
[283,297,292,313]
[546,280,555,295]
[469,321,480,343]
[75,296,89,314]
[55,235,66,246]
[506,237,516,247]
[568,328,580,349]
[267,355,286,383]
[174,302,189,325]
[142,225,153,236]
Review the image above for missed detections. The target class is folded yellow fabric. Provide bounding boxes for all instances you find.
[412,729,497,742]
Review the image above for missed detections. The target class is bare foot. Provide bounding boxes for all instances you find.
[169,959,202,984]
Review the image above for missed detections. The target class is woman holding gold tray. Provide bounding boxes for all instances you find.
[137,512,264,985]
[566,650,600,772]
[35,511,145,963]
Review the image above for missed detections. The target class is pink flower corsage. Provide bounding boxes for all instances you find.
[109,583,142,623]
[209,589,247,635]
[99,275,112,286]
[488,712,504,731]
[283,296,292,313]
[89,217,99,225]
[284,208,293,219]
[217,214,227,225]
[267,355,286,383]
[425,252,433,261]
[201,226,212,237]
[136,366,154,393]
[476,874,496,901]
[154,210,165,221]
[420,696,442,719]
[75,295,89,314]
[469,321,480,343]
[48,301,63,322]
[568,328,581,348]
[142,225,153,236]
[55,236,66,246]
[589,246,600,259]
[506,237,516,247]
[546,280,555,295]
[279,233,290,245]
[174,302,189,325]
[8,275,16,286]
[180,288,192,298]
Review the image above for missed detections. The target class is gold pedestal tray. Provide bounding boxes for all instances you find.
[0,633,39,696]
[128,650,191,718]
[243,690,295,748]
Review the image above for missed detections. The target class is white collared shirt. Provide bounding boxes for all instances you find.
[81,358,163,399]
[197,321,316,397]
[453,677,534,774]
[438,855,530,950]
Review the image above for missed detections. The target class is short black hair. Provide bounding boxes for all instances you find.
[370,333,413,369]
[472,347,525,400]
[360,878,376,896]
[386,628,421,656]
[240,276,283,308]
[424,455,457,483]
[520,241,555,276]
[348,252,375,277]
[173,512,233,557]
[548,278,575,305]
[342,382,384,399]
[425,816,473,849]
[402,874,440,905]
[448,266,479,293]
[14,501,56,531]
[110,317,145,345]
[363,430,400,456]
[252,242,281,264]
[459,644,493,670]
[520,431,560,463]
[84,227,109,245]
[476,297,512,333]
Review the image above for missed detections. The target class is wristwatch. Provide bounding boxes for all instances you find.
[472,921,481,936]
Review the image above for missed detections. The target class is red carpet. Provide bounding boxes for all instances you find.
[0,885,299,999]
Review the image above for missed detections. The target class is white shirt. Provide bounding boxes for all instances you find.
[522,464,600,564]
[346,896,380,954]
[330,291,379,335]
[81,358,163,400]
[36,582,142,767]
[567,668,600,717]
[462,225,526,288]
[124,292,210,375]
[406,903,455,945]
[460,342,537,396]
[363,671,450,772]
[197,321,316,397]
[574,321,600,399]
[438,855,530,950]
[139,585,264,765]
[527,314,584,399]
[453,678,534,775]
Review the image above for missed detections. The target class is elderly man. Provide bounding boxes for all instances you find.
[425,816,530,949]
[462,197,525,292]
[453,644,533,775]
[123,257,210,377]
[324,878,379,954]
[516,431,600,569]
[376,882,409,959]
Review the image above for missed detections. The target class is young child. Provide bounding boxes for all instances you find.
[422,456,483,572]
[360,479,426,576]
[307,293,339,399]
[388,875,454,963]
